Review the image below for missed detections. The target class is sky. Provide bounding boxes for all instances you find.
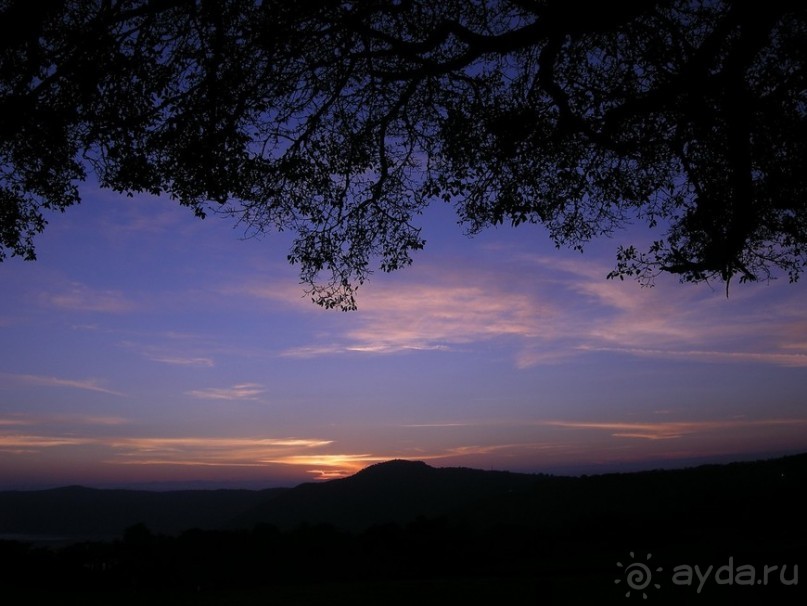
[1,183,806,490]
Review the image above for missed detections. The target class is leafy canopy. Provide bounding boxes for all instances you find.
[1,0,805,308]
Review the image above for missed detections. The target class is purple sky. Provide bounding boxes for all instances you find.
[1,184,806,489]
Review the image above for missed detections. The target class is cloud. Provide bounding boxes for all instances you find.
[60,414,131,426]
[250,252,807,369]
[440,444,523,456]
[0,435,92,451]
[5,413,130,427]
[0,432,335,464]
[185,383,266,400]
[266,453,391,479]
[576,346,807,367]
[117,336,218,367]
[0,373,125,396]
[401,422,484,428]
[0,415,133,453]
[104,436,334,466]
[0,417,29,427]
[43,282,135,313]
[343,282,554,353]
[306,469,353,480]
[248,270,560,359]
[265,453,388,467]
[150,356,215,367]
[537,257,807,364]
[100,436,372,479]
[279,344,350,358]
[542,418,807,440]
[392,416,807,464]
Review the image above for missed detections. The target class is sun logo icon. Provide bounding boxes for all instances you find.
[615,552,663,599]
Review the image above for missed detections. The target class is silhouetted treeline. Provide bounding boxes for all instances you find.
[2,512,803,604]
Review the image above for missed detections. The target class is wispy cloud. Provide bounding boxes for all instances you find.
[344,283,553,352]
[6,413,130,427]
[306,469,353,480]
[0,417,29,427]
[67,415,131,426]
[0,435,93,450]
[401,422,483,428]
[576,346,807,367]
[0,432,335,462]
[186,383,266,400]
[440,444,523,457]
[243,252,807,369]
[150,355,215,367]
[105,436,332,461]
[42,282,135,313]
[399,416,807,441]
[118,335,218,367]
[0,416,133,454]
[265,453,387,467]
[252,274,560,358]
[266,453,391,480]
[542,418,807,440]
[536,257,807,367]
[279,344,350,358]
[0,373,125,396]
[103,436,359,477]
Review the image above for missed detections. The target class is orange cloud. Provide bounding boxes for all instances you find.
[98,436,336,470]
[266,453,387,467]
[266,453,392,480]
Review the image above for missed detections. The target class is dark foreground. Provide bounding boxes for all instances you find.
[2,454,805,605]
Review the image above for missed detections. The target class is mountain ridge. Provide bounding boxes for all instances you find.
[230,458,542,531]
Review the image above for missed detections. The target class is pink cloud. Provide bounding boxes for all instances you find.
[236,251,807,369]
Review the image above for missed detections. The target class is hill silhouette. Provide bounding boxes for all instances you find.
[232,459,542,531]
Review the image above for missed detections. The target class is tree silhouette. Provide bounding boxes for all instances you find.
[1,1,805,308]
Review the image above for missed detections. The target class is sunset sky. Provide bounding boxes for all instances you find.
[1,183,806,489]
